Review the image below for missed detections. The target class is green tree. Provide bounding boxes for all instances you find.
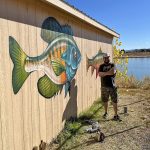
[113,38,128,80]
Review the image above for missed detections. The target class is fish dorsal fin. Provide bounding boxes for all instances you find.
[92,47,103,60]
[41,17,62,43]
[37,75,62,98]
[51,59,66,76]
[98,47,102,53]
[62,25,73,36]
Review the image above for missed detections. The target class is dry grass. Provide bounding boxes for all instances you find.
[116,76,150,89]
[141,77,150,90]
[48,88,150,150]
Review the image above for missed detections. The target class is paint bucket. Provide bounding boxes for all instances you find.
[96,131,105,142]
[124,106,128,114]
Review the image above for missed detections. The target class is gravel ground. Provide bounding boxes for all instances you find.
[75,89,150,150]
[49,89,150,150]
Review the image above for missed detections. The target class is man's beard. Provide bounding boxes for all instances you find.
[104,60,110,64]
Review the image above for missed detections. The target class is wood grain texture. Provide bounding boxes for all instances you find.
[18,0,33,149]
[0,14,3,150]
[27,0,41,147]
[0,0,114,149]
[0,0,17,150]
[6,0,24,149]
[35,0,47,143]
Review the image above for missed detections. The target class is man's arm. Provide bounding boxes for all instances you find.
[98,64,105,77]
[105,67,116,75]
[99,67,116,77]
[99,71,107,77]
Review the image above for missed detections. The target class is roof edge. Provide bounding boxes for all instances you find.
[41,0,120,38]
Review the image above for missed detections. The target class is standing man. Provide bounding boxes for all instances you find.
[99,53,120,121]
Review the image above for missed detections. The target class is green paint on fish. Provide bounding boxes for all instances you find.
[51,59,66,76]
[9,36,31,94]
[9,17,81,98]
[86,49,106,78]
[9,35,67,98]
[37,75,62,98]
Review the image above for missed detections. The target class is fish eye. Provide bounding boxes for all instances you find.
[74,51,77,59]
[72,47,77,59]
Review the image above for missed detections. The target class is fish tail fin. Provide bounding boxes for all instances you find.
[91,66,95,75]
[86,55,90,72]
[96,68,99,78]
[9,36,30,94]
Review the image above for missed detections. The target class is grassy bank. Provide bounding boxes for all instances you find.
[116,76,150,90]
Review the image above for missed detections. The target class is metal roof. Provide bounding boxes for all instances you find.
[41,0,120,37]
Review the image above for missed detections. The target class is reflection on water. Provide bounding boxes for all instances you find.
[126,58,150,80]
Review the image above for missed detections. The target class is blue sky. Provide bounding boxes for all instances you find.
[65,0,150,50]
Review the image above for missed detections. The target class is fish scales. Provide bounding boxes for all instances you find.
[9,17,81,98]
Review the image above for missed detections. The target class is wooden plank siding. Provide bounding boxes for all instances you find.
[0,0,114,149]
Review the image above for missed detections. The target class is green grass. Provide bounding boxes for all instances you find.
[79,99,103,121]
[52,98,103,149]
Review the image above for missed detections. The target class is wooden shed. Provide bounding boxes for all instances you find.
[0,0,119,149]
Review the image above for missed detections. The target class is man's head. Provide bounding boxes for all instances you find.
[103,53,110,64]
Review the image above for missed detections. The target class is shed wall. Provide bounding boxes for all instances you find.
[0,0,113,149]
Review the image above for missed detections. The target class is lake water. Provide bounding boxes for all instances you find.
[125,58,150,80]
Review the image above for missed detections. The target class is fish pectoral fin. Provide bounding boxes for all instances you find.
[37,75,62,98]
[51,59,66,76]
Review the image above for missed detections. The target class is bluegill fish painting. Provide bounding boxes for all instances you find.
[86,49,106,78]
[9,17,81,98]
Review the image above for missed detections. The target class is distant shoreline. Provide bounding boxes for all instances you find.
[114,51,150,58]
[114,56,150,59]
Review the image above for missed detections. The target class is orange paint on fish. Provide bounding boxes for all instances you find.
[57,48,61,58]
[61,45,66,53]
[60,72,67,83]
[61,60,66,66]
[9,16,82,99]
[55,50,58,58]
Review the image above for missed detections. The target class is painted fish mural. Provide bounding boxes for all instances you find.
[9,17,81,98]
[86,49,106,78]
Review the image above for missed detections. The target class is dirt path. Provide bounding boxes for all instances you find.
[59,89,150,150]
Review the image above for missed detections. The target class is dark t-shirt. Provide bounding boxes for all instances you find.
[99,63,116,87]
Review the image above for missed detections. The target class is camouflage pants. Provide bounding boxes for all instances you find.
[101,87,118,103]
